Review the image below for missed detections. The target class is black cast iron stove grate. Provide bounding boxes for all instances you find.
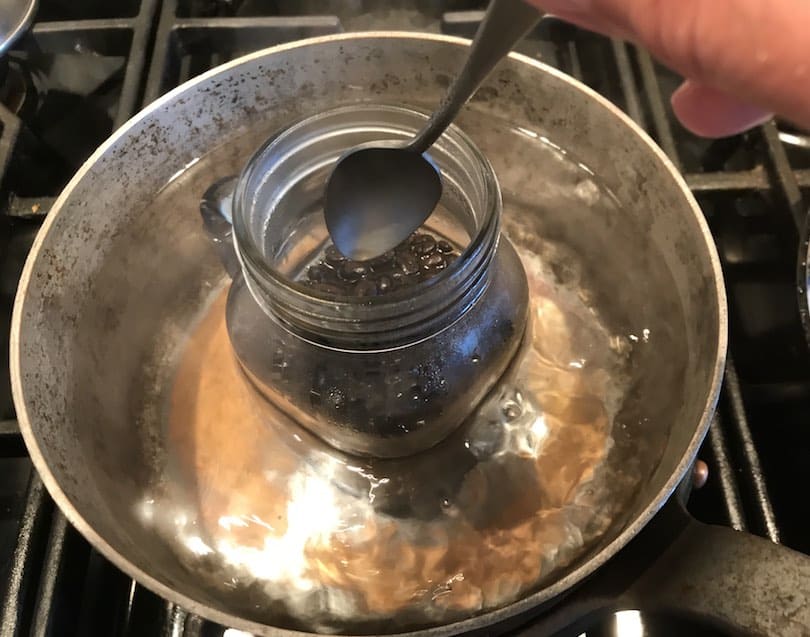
[1,1,808,636]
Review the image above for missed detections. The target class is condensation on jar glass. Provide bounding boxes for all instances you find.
[201,104,530,458]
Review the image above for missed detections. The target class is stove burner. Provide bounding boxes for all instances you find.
[1,1,810,635]
[0,0,37,57]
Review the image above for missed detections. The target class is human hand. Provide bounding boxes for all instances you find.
[525,0,810,138]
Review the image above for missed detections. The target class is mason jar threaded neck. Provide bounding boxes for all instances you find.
[231,104,502,349]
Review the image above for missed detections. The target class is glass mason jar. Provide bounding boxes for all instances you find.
[201,105,529,458]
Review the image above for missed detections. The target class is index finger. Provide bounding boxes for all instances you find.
[528,0,810,136]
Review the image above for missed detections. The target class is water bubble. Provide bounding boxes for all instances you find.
[501,401,521,421]
[574,178,600,205]
[327,388,345,410]
[441,498,451,509]
[468,419,503,458]
[471,352,481,364]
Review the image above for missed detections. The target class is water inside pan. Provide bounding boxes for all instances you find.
[132,110,684,633]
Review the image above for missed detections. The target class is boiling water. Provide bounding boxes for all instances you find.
[137,112,649,633]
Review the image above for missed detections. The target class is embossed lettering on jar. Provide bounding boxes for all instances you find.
[202,105,529,458]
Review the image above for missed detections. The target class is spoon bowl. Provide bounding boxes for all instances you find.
[324,146,442,260]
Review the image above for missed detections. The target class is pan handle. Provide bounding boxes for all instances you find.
[506,498,810,636]
[200,175,240,278]
[621,503,810,636]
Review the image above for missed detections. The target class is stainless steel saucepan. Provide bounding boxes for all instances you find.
[11,33,810,636]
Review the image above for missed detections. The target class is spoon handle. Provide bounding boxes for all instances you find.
[408,0,542,154]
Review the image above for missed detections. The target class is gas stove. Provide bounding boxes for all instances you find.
[1,2,809,636]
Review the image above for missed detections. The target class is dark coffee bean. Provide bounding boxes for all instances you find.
[307,264,330,282]
[340,261,368,281]
[368,251,395,270]
[370,262,396,278]
[422,253,446,270]
[437,240,454,254]
[312,282,344,295]
[354,279,378,297]
[302,232,455,295]
[324,245,346,267]
[412,234,437,256]
[377,275,393,293]
[395,242,412,258]
[399,254,420,276]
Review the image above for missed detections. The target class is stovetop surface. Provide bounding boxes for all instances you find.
[1,1,809,636]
